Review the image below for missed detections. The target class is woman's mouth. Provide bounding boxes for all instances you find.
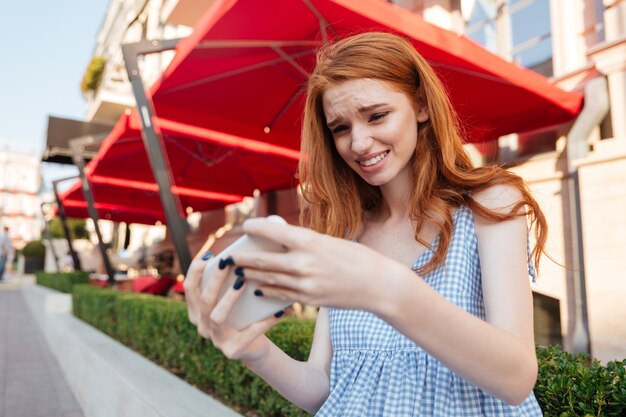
[358,151,389,167]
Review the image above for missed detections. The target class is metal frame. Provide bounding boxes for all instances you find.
[51,176,83,272]
[566,169,590,354]
[122,38,193,275]
[69,135,116,285]
[560,76,609,355]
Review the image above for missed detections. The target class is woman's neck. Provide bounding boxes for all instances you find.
[376,176,414,223]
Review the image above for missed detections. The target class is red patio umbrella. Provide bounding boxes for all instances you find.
[150,0,583,146]
[58,106,301,225]
[89,109,300,199]
[59,179,167,225]
[58,172,241,225]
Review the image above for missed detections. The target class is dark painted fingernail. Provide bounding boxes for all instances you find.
[233,277,245,290]
[201,251,213,261]
[254,289,263,297]
[234,267,245,277]
[219,256,234,270]
[274,310,285,318]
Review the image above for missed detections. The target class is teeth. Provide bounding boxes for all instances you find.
[360,151,388,167]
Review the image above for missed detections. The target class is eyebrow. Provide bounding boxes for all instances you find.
[326,103,390,128]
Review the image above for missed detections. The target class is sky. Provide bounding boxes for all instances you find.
[0,0,111,191]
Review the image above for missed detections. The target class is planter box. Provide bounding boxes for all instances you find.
[24,257,45,274]
[22,284,243,417]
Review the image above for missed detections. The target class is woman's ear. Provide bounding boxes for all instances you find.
[416,105,429,123]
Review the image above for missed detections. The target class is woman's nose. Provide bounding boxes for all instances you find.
[350,125,373,154]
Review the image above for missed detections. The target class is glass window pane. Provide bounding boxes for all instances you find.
[510,0,551,45]
[507,0,526,7]
[513,35,552,74]
[466,0,498,53]
[509,0,553,76]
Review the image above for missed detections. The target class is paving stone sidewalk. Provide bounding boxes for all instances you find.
[0,275,83,417]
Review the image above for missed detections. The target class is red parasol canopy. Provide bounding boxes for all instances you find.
[150,0,583,145]
[59,179,167,225]
[88,110,300,198]
[57,108,301,224]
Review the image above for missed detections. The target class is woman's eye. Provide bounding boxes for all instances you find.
[370,112,389,122]
[332,125,348,134]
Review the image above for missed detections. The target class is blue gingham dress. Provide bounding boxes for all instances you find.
[316,205,543,416]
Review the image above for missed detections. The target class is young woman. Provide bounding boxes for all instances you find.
[184,32,545,416]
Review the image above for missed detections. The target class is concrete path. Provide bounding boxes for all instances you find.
[0,274,83,417]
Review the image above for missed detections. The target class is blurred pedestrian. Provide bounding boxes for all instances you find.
[0,226,13,281]
[61,250,75,272]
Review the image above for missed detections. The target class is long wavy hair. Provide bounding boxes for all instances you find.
[298,32,547,275]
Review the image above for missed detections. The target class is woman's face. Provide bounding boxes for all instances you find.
[322,78,428,189]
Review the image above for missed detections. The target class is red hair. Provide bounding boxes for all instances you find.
[299,32,547,274]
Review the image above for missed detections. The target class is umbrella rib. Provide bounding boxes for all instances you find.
[266,83,308,132]
[158,48,317,96]
[196,40,320,48]
[271,46,309,78]
[301,0,335,42]
[165,136,234,169]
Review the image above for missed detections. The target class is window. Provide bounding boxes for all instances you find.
[509,0,553,76]
[593,0,605,43]
[466,0,499,53]
[533,291,562,346]
[466,0,553,77]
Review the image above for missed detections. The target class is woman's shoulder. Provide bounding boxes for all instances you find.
[470,184,524,217]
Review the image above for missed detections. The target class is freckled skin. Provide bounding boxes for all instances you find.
[322,79,429,194]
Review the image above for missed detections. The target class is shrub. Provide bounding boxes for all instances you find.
[71,285,626,417]
[22,240,45,258]
[535,345,626,416]
[47,217,89,240]
[36,271,90,293]
[80,55,106,95]
[72,285,313,417]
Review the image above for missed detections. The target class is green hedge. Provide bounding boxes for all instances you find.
[535,345,626,416]
[72,285,313,417]
[36,271,90,293]
[71,285,626,417]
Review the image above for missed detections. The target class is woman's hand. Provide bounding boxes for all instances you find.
[229,218,402,311]
[184,252,284,364]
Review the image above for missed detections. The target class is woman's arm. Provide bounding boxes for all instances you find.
[235,184,537,405]
[243,308,331,413]
[374,185,538,405]
[184,255,331,413]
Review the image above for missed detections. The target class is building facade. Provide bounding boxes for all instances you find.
[83,0,626,361]
[0,150,42,250]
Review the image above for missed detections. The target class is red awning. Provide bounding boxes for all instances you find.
[58,108,301,224]
[58,179,167,225]
[88,110,299,198]
[150,0,583,144]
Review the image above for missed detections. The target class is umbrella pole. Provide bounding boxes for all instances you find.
[69,137,117,286]
[122,39,193,276]
[52,177,82,272]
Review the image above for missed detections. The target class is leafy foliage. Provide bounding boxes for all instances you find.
[72,285,314,417]
[71,286,626,417]
[80,55,106,94]
[535,345,626,416]
[22,240,45,258]
[47,216,89,240]
[36,271,90,293]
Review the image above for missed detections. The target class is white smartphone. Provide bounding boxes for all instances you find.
[200,215,293,330]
